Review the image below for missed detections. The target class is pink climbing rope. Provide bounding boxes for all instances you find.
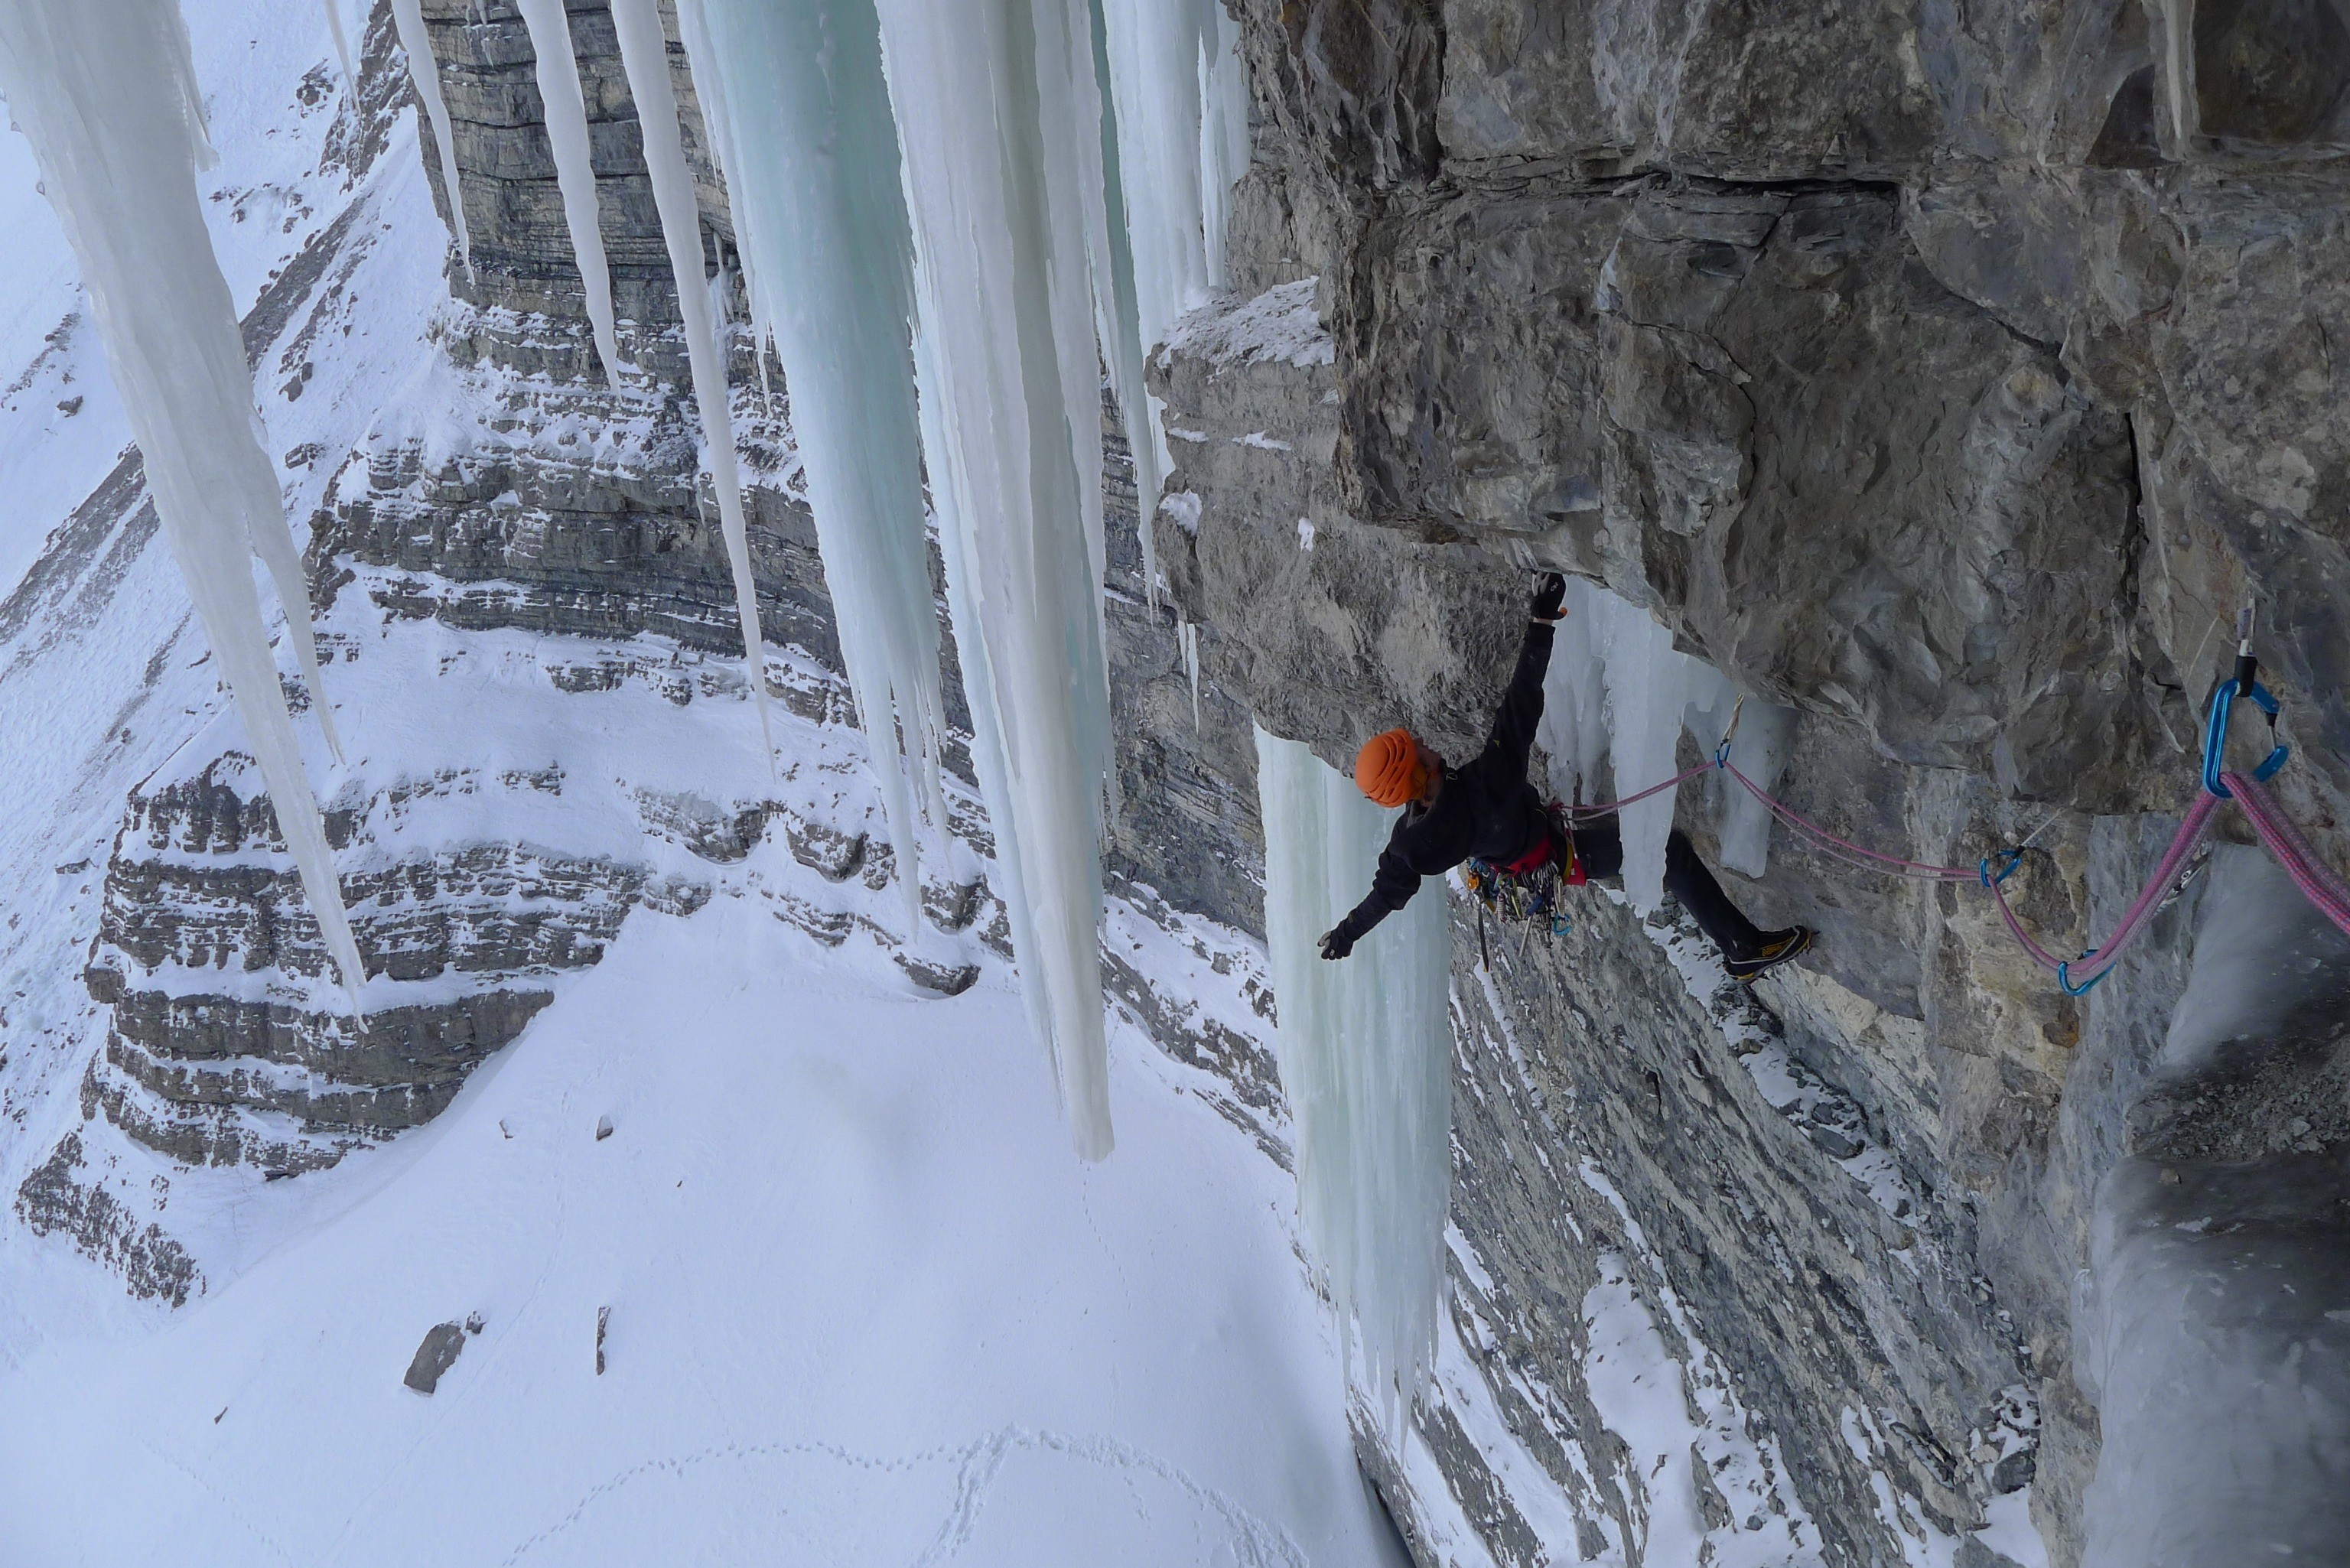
[1987,789,2222,984]
[1559,761,1715,818]
[2227,772,2350,937]
[1546,742,2350,991]
[1722,764,1977,880]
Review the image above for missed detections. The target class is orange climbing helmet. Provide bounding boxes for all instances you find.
[1356,728,1427,808]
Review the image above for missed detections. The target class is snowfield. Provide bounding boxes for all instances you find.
[0,896,1401,1566]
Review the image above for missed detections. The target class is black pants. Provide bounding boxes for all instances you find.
[1561,816,1768,963]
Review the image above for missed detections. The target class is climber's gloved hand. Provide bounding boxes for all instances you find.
[1531,571,1567,623]
[1318,925,1357,961]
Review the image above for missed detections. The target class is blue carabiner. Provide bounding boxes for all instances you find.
[1979,849,2024,889]
[2057,958,2109,997]
[2202,677,2290,797]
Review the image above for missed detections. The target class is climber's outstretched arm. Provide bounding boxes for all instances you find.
[1484,573,1567,776]
[1318,843,1421,959]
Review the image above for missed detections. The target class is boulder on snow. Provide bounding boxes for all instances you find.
[896,953,979,997]
[402,1322,468,1395]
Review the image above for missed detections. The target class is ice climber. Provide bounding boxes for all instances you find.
[1317,571,1814,982]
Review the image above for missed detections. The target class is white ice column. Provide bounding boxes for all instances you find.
[1257,727,1453,1433]
[320,0,354,90]
[684,0,947,930]
[876,0,1122,1159]
[516,0,623,385]
[670,0,771,362]
[609,0,776,781]
[1589,583,1697,912]
[0,0,366,1000]
[1704,695,1793,880]
[1095,0,1251,594]
[1538,577,1613,804]
[390,0,471,272]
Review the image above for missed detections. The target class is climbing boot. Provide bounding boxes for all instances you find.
[1727,926,1813,984]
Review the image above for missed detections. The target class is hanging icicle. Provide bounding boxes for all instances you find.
[874,0,1121,1158]
[319,0,354,91]
[682,0,948,935]
[672,0,771,375]
[1085,0,1160,611]
[1093,0,1251,607]
[607,0,775,780]
[1195,5,1248,292]
[1177,619,1201,732]
[681,0,780,425]
[516,0,623,387]
[0,0,366,1004]
[389,0,471,275]
[671,0,783,418]
[1255,727,1452,1434]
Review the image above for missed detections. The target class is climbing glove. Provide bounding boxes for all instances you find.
[1531,571,1567,623]
[1318,924,1358,961]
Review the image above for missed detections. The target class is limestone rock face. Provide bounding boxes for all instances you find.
[1145,2,2350,1563]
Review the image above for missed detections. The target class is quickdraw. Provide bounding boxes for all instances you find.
[2202,608,2290,798]
[1463,853,1573,954]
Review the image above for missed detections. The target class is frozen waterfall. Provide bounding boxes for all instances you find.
[875,0,1121,1158]
[681,0,947,932]
[390,0,470,275]
[607,0,776,794]
[2077,844,2350,1567]
[1256,727,1453,1431]
[516,0,623,386]
[0,0,366,1000]
[1539,577,1794,906]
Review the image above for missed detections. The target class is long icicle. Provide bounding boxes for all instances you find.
[607,0,773,776]
[319,0,354,90]
[0,0,366,1005]
[685,0,947,935]
[1084,0,1162,610]
[671,0,773,393]
[669,0,776,418]
[515,0,623,387]
[875,0,1121,1157]
[1093,0,1251,604]
[389,0,471,276]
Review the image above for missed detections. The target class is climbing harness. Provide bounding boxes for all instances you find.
[1464,808,1585,967]
[1464,849,1573,955]
[1533,605,2350,997]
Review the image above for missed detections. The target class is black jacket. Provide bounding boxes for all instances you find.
[1333,620,1554,943]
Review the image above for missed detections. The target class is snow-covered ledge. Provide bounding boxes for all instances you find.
[2077,846,2350,1566]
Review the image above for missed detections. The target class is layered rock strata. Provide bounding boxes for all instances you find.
[30,0,1256,1283]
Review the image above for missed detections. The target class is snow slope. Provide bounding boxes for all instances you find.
[0,896,1401,1566]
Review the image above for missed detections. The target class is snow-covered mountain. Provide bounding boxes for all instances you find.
[9,2,2350,1566]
